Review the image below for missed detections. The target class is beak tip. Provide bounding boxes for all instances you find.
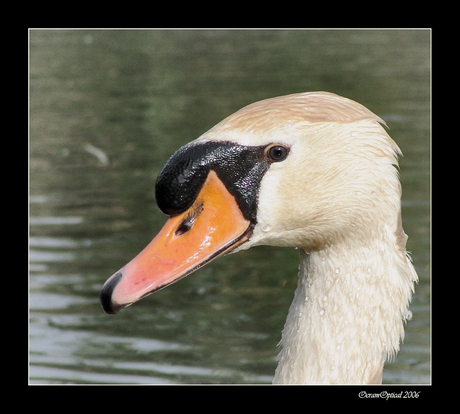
[100,272,124,314]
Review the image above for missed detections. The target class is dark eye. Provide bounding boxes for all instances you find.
[266,145,289,162]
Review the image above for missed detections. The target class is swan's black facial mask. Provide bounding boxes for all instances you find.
[155,141,270,223]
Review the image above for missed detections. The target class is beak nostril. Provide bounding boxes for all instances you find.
[174,200,204,236]
[175,219,193,236]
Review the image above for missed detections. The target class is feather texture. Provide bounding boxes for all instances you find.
[196,92,417,384]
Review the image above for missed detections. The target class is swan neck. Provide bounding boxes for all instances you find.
[273,240,415,384]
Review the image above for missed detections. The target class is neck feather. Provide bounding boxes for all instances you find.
[273,233,416,384]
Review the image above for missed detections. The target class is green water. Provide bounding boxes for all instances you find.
[29,29,430,384]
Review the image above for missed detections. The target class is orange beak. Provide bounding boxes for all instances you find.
[100,171,252,314]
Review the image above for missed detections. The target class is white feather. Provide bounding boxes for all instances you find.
[196,92,417,384]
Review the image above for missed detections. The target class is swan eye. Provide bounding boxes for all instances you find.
[266,145,289,162]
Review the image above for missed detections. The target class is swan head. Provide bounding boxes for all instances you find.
[101,92,403,314]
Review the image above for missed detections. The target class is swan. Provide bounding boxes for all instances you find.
[100,91,418,384]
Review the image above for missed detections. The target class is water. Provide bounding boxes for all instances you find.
[29,29,430,384]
